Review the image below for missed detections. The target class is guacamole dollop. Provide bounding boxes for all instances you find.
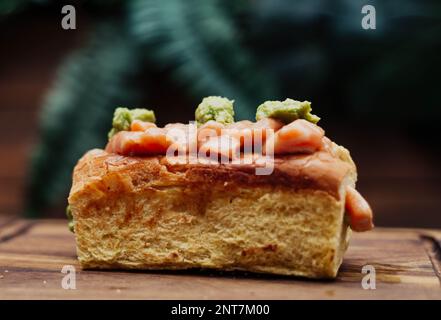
[108,107,156,139]
[195,96,235,125]
[255,99,320,124]
[66,205,74,233]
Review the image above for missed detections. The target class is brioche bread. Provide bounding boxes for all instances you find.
[68,141,357,278]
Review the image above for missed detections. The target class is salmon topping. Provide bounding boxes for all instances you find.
[106,118,323,157]
[165,123,197,154]
[199,135,241,161]
[345,186,374,232]
[197,120,225,145]
[264,119,324,155]
[130,119,157,132]
[226,118,284,150]
[106,128,171,156]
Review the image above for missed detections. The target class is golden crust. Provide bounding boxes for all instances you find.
[70,144,355,202]
[69,146,356,278]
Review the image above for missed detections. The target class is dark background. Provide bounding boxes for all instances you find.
[0,0,440,227]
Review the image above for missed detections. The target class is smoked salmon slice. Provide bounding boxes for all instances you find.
[165,123,197,154]
[198,135,241,161]
[130,120,157,132]
[264,119,324,154]
[106,128,171,155]
[345,186,374,232]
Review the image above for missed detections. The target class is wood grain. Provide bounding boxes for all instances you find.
[0,219,440,299]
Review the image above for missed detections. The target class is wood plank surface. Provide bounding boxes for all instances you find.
[0,219,440,300]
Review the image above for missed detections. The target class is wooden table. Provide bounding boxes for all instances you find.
[0,218,440,299]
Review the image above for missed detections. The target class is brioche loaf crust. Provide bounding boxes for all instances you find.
[69,145,356,278]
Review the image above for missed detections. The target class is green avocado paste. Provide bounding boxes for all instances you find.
[255,99,320,124]
[195,96,235,125]
[108,107,156,139]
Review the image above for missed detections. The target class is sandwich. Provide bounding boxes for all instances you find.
[67,96,373,279]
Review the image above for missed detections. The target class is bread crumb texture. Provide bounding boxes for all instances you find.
[69,148,355,278]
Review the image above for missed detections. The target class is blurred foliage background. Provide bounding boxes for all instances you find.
[0,0,440,226]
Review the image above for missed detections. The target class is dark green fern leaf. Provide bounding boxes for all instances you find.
[129,0,278,120]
